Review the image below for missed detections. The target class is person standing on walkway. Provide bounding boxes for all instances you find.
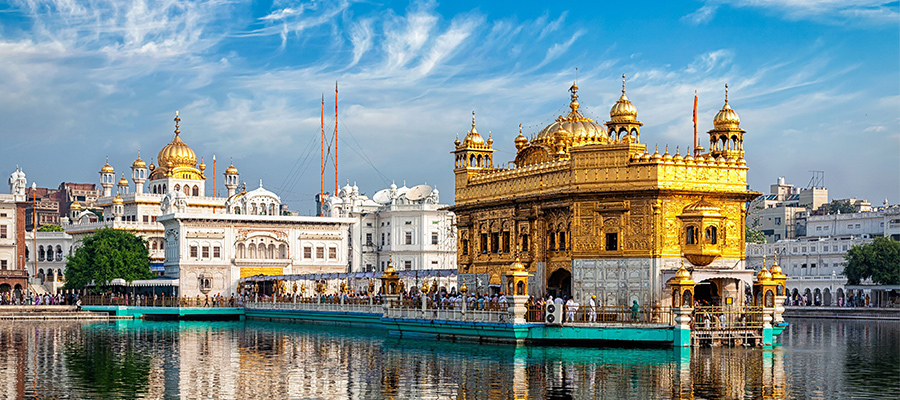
[565,297,577,322]
[631,300,640,321]
[588,295,597,322]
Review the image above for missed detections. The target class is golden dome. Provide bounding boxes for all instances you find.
[113,195,124,205]
[514,131,529,150]
[117,174,128,186]
[682,199,723,217]
[71,201,81,210]
[533,84,607,147]
[132,151,146,168]
[667,262,696,286]
[713,84,741,130]
[150,112,204,181]
[148,161,156,171]
[610,74,638,123]
[510,257,525,272]
[756,267,772,282]
[199,158,206,171]
[100,157,115,173]
[225,161,239,175]
[461,111,486,147]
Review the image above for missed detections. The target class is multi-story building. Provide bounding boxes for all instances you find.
[747,177,828,243]
[65,112,354,297]
[24,231,73,294]
[1,168,29,294]
[450,80,759,307]
[322,181,456,273]
[747,203,900,306]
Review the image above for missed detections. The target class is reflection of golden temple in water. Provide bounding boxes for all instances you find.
[0,321,798,399]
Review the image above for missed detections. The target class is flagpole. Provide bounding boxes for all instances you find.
[693,90,698,156]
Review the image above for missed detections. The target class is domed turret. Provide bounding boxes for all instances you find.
[707,84,745,160]
[453,111,495,170]
[606,74,644,143]
[99,156,115,197]
[223,158,240,197]
[514,124,529,151]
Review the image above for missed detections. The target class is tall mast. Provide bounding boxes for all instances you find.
[334,81,339,195]
[212,155,217,199]
[320,93,325,216]
[693,90,698,156]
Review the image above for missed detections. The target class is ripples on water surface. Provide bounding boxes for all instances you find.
[0,318,895,399]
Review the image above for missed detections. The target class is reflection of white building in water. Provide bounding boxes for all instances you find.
[322,181,456,273]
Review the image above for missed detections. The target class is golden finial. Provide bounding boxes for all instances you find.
[724,83,729,104]
[519,123,523,134]
[622,73,626,94]
[174,111,181,135]
[773,252,778,265]
[675,146,680,155]
[471,110,476,129]
[762,254,767,269]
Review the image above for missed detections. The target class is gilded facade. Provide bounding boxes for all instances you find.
[451,79,759,308]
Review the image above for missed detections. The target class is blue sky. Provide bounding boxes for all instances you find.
[1,0,897,213]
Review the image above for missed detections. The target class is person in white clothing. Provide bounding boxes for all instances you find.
[565,297,578,322]
[588,295,597,322]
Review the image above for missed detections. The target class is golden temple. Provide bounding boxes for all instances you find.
[451,77,759,308]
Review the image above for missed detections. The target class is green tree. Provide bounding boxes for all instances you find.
[843,237,900,285]
[819,200,857,215]
[38,224,65,232]
[64,228,153,290]
[746,228,766,244]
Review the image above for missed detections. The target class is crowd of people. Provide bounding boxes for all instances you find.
[0,291,80,306]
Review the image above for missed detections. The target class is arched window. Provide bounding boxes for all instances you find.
[237,243,245,258]
[268,244,276,259]
[174,184,181,192]
[258,243,266,259]
[685,226,697,245]
[183,185,190,195]
[56,245,63,261]
[39,246,45,261]
[151,240,157,250]
[279,244,287,259]
[248,244,256,259]
[705,226,717,245]
[192,186,199,196]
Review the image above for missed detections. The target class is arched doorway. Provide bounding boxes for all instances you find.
[694,280,720,306]
[836,288,845,305]
[823,288,832,306]
[547,268,571,299]
[0,284,10,293]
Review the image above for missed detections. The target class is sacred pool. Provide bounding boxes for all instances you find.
[0,318,895,399]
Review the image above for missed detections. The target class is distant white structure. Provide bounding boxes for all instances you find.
[24,231,73,294]
[322,181,456,273]
[747,202,900,307]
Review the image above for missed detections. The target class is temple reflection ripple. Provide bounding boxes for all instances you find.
[0,319,895,399]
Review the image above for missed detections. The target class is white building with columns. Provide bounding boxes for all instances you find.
[322,181,456,274]
[65,112,353,296]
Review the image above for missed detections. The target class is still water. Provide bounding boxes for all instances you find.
[0,318,895,399]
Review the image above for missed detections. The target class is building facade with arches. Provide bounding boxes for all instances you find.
[24,231,73,294]
[158,212,353,297]
[451,78,760,308]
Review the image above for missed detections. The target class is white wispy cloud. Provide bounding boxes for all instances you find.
[0,0,895,208]
[684,0,899,25]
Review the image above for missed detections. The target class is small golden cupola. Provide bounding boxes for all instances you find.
[678,198,726,267]
[708,83,745,160]
[453,111,495,171]
[514,124,529,151]
[606,73,643,143]
[150,111,204,181]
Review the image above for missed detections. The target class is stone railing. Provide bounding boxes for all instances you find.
[245,301,382,314]
[384,307,512,324]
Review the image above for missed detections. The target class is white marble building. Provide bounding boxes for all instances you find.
[322,181,456,274]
